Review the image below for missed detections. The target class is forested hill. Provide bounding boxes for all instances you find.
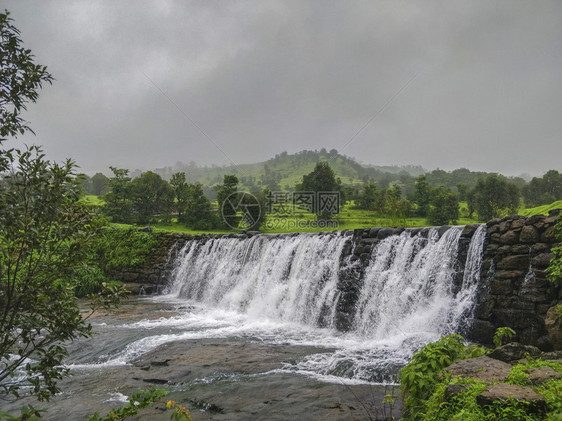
[144,149,522,195]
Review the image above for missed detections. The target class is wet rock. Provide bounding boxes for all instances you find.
[461,224,481,238]
[488,343,542,363]
[444,356,512,383]
[543,350,562,360]
[525,366,562,385]
[520,225,539,243]
[476,384,546,414]
[531,253,553,269]
[368,227,380,238]
[496,255,530,271]
[545,305,562,351]
[438,225,451,238]
[541,226,558,242]
[444,384,468,400]
[500,231,519,245]
[377,228,395,240]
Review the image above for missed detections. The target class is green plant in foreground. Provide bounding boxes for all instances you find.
[547,214,562,284]
[402,337,562,421]
[400,334,488,419]
[493,327,516,348]
[88,387,191,421]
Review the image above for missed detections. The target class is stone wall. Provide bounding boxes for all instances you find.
[115,215,561,350]
[110,232,190,294]
[469,211,561,350]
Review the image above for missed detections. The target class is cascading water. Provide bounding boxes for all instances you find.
[164,226,487,383]
[168,233,347,327]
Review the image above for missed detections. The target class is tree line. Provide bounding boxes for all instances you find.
[81,162,562,229]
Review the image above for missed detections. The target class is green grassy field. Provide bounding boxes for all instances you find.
[84,194,561,234]
[518,200,562,217]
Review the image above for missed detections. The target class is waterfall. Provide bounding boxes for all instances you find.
[167,226,487,341]
[168,233,348,327]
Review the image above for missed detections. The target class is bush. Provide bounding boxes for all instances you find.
[73,225,158,296]
[400,334,562,421]
[400,334,488,419]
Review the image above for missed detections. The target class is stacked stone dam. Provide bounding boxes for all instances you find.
[471,210,561,350]
[122,211,561,349]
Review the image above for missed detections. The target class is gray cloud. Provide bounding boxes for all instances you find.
[4,0,562,176]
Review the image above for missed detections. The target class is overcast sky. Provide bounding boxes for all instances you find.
[4,1,562,176]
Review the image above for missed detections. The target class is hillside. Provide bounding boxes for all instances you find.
[149,149,429,191]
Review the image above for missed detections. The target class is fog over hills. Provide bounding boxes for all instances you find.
[4,1,562,176]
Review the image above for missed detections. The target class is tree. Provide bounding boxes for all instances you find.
[102,167,134,223]
[522,170,562,207]
[382,184,410,224]
[0,10,125,406]
[184,184,216,230]
[0,147,124,401]
[298,161,341,219]
[239,189,266,231]
[468,174,520,221]
[427,186,459,226]
[216,174,239,228]
[357,182,379,210]
[414,175,431,217]
[170,172,189,223]
[91,172,109,196]
[0,11,53,141]
[130,171,174,225]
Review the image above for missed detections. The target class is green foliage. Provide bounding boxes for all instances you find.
[547,215,562,284]
[102,167,134,223]
[402,336,562,421]
[184,184,217,230]
[414,175,431,217]
[0,146,99,400]
[130,171,174,225]
[170,172,189,222]
[88,386,191,421]
[428,186,459,226]
[522,170,562,207]
[90,172,109,196]
[468,174,520,221]
[493,327,516,348]
[519,200,562,217]
[298,162,342,219]
[103,169,174,225]
[0,404,45,420]
[400,334,488,419]
[356,181,379,211]
[70,226,158,296]
[382,184,411,226]
[0,11,53,141]
[216,174,239,228]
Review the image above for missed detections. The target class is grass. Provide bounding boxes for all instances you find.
[81,195,105,206]
[84,195,562,235]
[518,200,562,217]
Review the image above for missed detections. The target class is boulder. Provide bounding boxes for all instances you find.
[476,384,546,414]
[377,228,395,240]
[525,366,562,385]
[545,305,562,351]
[520,225,539,243]
[444,356,511,383]
[500,231,519,245]
[488,343,542,363]
[444,384,468,400]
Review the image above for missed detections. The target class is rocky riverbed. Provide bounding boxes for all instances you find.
[4,298,403,420]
